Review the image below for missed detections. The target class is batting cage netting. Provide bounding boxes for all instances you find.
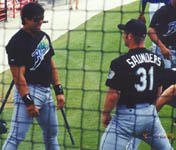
[0,0,176,149]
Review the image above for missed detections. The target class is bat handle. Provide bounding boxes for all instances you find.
[61,108,75,145]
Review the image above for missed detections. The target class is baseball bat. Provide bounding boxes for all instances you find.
[0,80,14,114]
[61,108,75,145]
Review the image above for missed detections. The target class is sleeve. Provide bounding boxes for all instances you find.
[6,40,26,66]
[45,34,55,57]
[149,9,160,28]
[50,44,55,57]
[149,7,166,29]
[162,68,176,90]
[105,61,123,90]
[157,59,166,87]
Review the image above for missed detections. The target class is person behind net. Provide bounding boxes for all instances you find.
[99,19,173,150]
[148,0,176,68]
[138,0,170,52]
[2,2,65,150]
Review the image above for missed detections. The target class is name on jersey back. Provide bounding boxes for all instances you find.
[126,53,161,68]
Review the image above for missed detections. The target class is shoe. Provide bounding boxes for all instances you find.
[76,6,78,10]
[69,7,73,10]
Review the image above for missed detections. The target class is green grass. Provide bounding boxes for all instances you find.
[0,1,176,150]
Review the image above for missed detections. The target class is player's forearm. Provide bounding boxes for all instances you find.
[51,59,64,97]
[148,27,166,49]
[103,88,120,114]
[51,59,61,85]
[10,65,29,97]
[156,85,176,112]
[15,77,29,97]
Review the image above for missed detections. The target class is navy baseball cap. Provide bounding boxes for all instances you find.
[118,19,147,37]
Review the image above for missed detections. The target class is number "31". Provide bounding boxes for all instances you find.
[135,66,154,92]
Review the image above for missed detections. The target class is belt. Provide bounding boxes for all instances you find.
[118,103,151,109]
[38,84,50,87]
[168,45,176,50]
[28,83,50,88]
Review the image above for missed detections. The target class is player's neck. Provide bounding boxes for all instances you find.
[22,26,38,38]
[128,43,145,50]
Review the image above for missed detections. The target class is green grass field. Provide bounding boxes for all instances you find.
[0,1,176,150]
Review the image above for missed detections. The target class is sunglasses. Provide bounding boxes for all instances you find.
[32,16,44,23]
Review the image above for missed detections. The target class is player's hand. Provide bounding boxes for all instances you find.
[102,113,111,128]
[26,104,39,117]
[160,47,172,59]
[56,94,65,110]
[138,13,146,24]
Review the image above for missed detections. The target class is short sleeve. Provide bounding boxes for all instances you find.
[162,68,176,90]
[149,6,167,29]
[149,10,160,28]
[50,44,55,56]
[45,34,54,57]
[6,41,26,66]
[105,61,123,90]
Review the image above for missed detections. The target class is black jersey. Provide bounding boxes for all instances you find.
[162,68,176,90]
[150,4,176,47]
[106,48,165,105]
[6,29,54,86]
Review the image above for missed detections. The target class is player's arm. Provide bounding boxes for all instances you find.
[51,59,65,109]
[102,88,120,128]
[156,85,176,112]
[141,0,147,14]
[148,27,171,59]
[138,0,147,23]
[10,65,39,117]
[10,65,28,96]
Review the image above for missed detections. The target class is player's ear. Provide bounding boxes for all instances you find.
[128,33,133,40]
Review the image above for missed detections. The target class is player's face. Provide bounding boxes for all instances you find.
[25,15,44,33]
[31,16,44,31]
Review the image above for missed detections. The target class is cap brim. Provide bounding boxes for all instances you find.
[118,24,126,30]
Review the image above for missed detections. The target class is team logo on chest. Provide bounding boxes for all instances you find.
[30,35,50,71]
[163,21,176,37]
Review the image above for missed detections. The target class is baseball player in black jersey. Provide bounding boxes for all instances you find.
[2,3,64,150]
[99,19,173,150]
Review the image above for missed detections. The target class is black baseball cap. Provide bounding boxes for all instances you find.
[21,2,44,25]
[118,19,147,37]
